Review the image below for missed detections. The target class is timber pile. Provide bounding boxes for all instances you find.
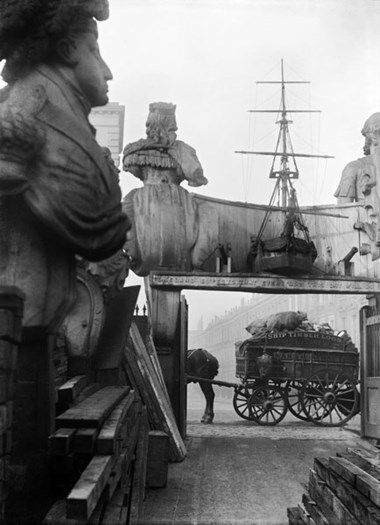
[44,377,148,525]
[0,287,24,522]
[287,446,380,525]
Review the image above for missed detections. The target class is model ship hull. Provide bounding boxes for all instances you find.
[251,236,317,275]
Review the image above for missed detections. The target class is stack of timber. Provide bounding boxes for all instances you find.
[287,445,380,525]
[124,320,187,463]
[44,377,148,525]
[0,287,24,522]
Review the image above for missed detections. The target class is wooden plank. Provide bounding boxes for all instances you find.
[309,468,360,525]
[330,456,380,506]
[57,375,89,406]
[345,447,380,471]
[129,406,149,525]
[338,452,380,482]
[314,457,380,525]
[73,428,98,454]
[48,428,76,456]
[287,506,309,525]
[125,322,186,462]
[66,454,114,520]
[92,286,140,370]
[146,430,169,488]
[96,388,135,455]
[100,487,126,525]
[72,382,101,407]
[302,491,329,525]
[56,386,130,429]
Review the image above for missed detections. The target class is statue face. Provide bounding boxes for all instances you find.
[70,31,113,107]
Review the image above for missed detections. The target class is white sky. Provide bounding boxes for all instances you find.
[97,0,380,328]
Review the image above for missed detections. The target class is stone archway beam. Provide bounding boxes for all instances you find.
[149,272,380,295]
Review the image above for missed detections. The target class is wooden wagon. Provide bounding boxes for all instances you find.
[233,331,360,426]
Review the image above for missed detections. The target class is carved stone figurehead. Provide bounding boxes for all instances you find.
[335,112,380,260]
[361,113,380,155]
[0,0,130,330]
[122,102,212,276]
[123,101,208,188]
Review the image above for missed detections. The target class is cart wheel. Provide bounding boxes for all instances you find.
[285,380,309,421]
[248,384,288,425]
[233,385,256,420]
[300,369,359,426]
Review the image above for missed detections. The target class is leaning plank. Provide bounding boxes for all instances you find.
[57,375,89,406]
[329,456,380,506]
[309,468,360,525]
[66,454,114,520]
[96,389,136,455]
[125,322,186,462]
[56,386,130,429]
[314,457,380,525]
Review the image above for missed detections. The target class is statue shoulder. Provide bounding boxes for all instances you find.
[0,82,46,195]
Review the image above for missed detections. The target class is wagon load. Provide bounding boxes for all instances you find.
[233,311,360,427]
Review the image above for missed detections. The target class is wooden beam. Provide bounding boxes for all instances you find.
[149,271,380,295]
[48,428,77,456]
[57,376,89,406]
[96,390,136,455]
[314,457,380,524]
[56,386,130,429]
[66,454,114,520]
[309,468,360,525]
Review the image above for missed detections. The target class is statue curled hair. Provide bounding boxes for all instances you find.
[0,0,109,83]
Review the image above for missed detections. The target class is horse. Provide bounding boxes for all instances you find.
[187,348,219,424]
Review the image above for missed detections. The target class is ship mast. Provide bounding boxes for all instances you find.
[235,59,333,209]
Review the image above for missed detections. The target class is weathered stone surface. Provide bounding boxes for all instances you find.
[0,1,130,329]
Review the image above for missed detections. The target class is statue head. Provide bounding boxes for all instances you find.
[0,0,112,107]
[145,102,178,146]
[362,113,380,155]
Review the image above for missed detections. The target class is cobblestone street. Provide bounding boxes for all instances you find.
[141,392,368,525]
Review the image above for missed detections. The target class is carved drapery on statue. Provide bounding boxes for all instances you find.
[335,113,380,261]
[0,0,130,329]
[122,102,211,276]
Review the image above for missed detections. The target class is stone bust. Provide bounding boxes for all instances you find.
[122,102,209,275]
[0,0,130,330]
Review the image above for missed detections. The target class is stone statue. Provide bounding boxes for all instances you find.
[0,0,130,331]
[122,102,209,275]
[335,113,380,259]
[334,113,379,205]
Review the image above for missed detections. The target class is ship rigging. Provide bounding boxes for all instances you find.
[236,59,334,275]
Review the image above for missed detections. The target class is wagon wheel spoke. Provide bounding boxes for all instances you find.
[300,369,359,426]
[233,386,257,421]
[285,380,309,421]
[248,385,287,426]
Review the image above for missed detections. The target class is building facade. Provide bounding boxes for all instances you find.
[90,102,125,167]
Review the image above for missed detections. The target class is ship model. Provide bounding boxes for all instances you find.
[236,60,333,275]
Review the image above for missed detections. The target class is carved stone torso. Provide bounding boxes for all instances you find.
[0,66,128,329]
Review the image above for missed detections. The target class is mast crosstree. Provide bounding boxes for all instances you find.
[236,58,333,208]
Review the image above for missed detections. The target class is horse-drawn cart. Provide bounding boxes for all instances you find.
[233,330,359,426]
